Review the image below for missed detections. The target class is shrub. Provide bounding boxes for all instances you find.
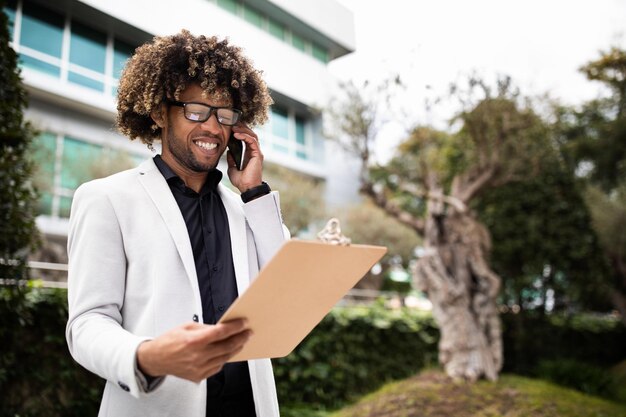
[501,311,626,374]
[274,301,439,409]
[533,359,616,399]
[0,287,439,415]
[0,285,102,417]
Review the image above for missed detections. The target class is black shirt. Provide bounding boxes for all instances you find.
[154,156,256,417]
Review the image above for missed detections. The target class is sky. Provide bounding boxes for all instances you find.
[329,0,626,162]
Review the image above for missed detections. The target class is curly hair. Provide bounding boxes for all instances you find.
[116,30,272,145]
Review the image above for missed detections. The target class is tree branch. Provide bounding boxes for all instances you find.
[360,182,425,235]
[455,164,498,204]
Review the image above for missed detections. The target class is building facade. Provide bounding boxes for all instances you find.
[3,0,357,266]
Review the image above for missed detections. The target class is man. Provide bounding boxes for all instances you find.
[66,30,289,417]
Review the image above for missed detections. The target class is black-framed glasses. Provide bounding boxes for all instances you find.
[166,100,242,126]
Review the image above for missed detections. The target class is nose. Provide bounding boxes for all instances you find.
[199,112,222,134]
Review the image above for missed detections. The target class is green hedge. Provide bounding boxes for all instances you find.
[274,302,439,409]
[3,286,625,416]
[0,287,102,417]
[0,287,438,416]
[501,312,626,374]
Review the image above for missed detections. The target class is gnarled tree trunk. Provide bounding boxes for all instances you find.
[413,194,502,381]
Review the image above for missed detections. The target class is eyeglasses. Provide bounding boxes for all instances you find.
[166,100,242,126]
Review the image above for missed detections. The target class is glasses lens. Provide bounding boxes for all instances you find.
[184,103,210,122]
[216,108,240,126]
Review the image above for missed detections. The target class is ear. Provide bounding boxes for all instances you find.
[150,104,166,128]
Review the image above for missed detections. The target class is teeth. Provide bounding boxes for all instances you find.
[195,141,217,150]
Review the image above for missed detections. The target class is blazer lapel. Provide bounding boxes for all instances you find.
[136,159,201,308]
[219,184,250,296]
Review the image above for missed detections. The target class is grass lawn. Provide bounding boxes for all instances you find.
[309,370,626,417]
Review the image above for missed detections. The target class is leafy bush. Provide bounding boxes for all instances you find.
[274,301,439,410]
[501,311,626,374]
[0,286,102,417]
[0,287,439,415]
[533,359,616,399]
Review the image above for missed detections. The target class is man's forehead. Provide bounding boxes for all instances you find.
[180,84,232,104]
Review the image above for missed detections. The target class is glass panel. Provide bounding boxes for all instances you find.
[243,4,263,27]
[113,39,135,79]
[4,0,16,40]
[272,142,289,154]
[70,21,106,73]
[31,132,57,216]
[20,2,64,58]
[39,192,54,216]
[68,71,105,92]
[19,53,60,77]
[295,116,306,145]
[61,136,103,189]
[271,106,289,139]
[268,18,285,40]
[59,196,72,218]
[295,116,306,159]
[312,43,329,63]
[291,33,305,52]
[217,0,237,14]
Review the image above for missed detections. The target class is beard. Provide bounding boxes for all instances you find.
[165,124,221,172]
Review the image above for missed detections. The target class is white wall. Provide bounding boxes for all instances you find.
[77,0,347,109]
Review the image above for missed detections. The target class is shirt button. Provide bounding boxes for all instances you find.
[218,306,225,312]
[212,266,218,272]
[192,314,199,322]
[207,229,212,234]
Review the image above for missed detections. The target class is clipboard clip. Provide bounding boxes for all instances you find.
[317,218,351,246]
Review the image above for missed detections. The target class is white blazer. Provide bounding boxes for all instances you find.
[66,158,289,417]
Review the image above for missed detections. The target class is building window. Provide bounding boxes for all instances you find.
[69,22,107,92]
[291,33,306,52]
[217,0,238,14]
[267,18,285,41]
[295,115,307,160]
[271,106,289,153]
[19,1,64,77]
[6,0,139,97]
[267,106,316,162]
[312,42,329,63]
[31,131,143,218]
[242,4,263,28]
[214,0,330,63]
[31,132,57,216]
[112,39,134,95]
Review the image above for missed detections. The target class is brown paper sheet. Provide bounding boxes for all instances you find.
[219,239,387,361]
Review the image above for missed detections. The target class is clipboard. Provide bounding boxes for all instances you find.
[218,239,387,362]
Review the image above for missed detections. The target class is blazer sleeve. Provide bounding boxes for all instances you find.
[243,190,290,267]
[65,181,150,398]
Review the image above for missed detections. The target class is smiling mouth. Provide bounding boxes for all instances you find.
[193,140,218,151]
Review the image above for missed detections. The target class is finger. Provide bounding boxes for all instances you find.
[196,319,249,344]
[199,334,250,375]
[233,132,259,151]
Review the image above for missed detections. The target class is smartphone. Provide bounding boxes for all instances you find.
[228,133,246,170]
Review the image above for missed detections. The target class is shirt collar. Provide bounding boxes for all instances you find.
[153,155,223,193]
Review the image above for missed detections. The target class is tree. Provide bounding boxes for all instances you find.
[0,1,38,280]
[554,47,626,323]
[263,162,327,236]
[341,201,421,290]
[327,77,551,381]
[477,160,609,313]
